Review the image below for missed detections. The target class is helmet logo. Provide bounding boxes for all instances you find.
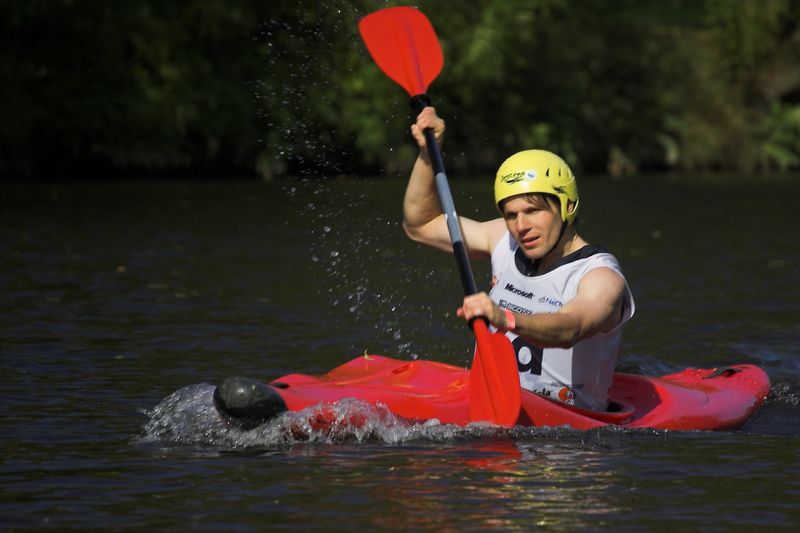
[499,169,537,185]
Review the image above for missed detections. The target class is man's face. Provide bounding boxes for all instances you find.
[501,194,562,260]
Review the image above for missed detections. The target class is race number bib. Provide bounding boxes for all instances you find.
[511,335,542,377]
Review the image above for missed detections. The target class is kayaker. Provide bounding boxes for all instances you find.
[404,107,635,411]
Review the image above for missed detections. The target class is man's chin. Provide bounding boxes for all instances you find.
[519,247,544,261]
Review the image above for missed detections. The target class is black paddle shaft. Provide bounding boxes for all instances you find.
[411,95,479,297]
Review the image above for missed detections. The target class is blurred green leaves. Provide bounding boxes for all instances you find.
[1,0,798,180]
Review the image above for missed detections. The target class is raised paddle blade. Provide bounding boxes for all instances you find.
[358,7,443,96]
[469,320,521,426]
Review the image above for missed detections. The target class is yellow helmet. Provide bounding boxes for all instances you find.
[494,150,579,225]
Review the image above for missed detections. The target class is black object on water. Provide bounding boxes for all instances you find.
[213,377,288,427]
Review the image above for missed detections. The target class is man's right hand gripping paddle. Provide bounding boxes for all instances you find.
[358,6,521,426]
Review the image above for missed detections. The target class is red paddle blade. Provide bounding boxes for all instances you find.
[358,7,444,96]
[468,321,521,426]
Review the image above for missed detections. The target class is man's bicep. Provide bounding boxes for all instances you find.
[566,268,626,335]
[404,213,454,252]
[460,217,506,258]
[407,215,505,258]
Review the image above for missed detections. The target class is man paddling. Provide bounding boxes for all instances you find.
[404,107,635,411]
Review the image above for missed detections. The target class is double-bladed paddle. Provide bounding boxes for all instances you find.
[358,6,521,426]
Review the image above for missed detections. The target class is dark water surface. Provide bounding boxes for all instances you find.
[2,177,799,530]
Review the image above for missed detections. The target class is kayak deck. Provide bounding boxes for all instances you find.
[268,355,770,431]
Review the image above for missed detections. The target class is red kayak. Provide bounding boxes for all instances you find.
[214,355,771,431]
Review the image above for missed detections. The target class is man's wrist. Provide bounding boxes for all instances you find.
[502,308,516,332]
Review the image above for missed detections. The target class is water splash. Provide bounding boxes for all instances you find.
[279,176,463,360]
[767,382,800,407]
[139,383,519,450]
[254,1,377,178]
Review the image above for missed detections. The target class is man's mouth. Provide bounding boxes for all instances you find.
[520,236,540,249]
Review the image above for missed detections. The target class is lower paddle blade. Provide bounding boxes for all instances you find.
[358,6,443,96]
[468,321,521,426]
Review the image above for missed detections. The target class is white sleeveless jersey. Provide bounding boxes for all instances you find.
[489,232,635,410]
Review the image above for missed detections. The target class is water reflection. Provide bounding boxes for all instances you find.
[248,437,635,530]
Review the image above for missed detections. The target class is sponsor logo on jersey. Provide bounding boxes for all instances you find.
[498,300,532,315]
[504,283,534,299]
[538,295,563,308]
[558,387,575,404]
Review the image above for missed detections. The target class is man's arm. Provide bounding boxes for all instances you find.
[457,267,627,348]
[403,107,504,258]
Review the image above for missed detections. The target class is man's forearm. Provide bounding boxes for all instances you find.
[403,153,443,238]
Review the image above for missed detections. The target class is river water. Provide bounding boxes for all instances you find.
[2,176,799,530]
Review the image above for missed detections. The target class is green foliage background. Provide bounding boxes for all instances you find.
[2,0,799,180]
